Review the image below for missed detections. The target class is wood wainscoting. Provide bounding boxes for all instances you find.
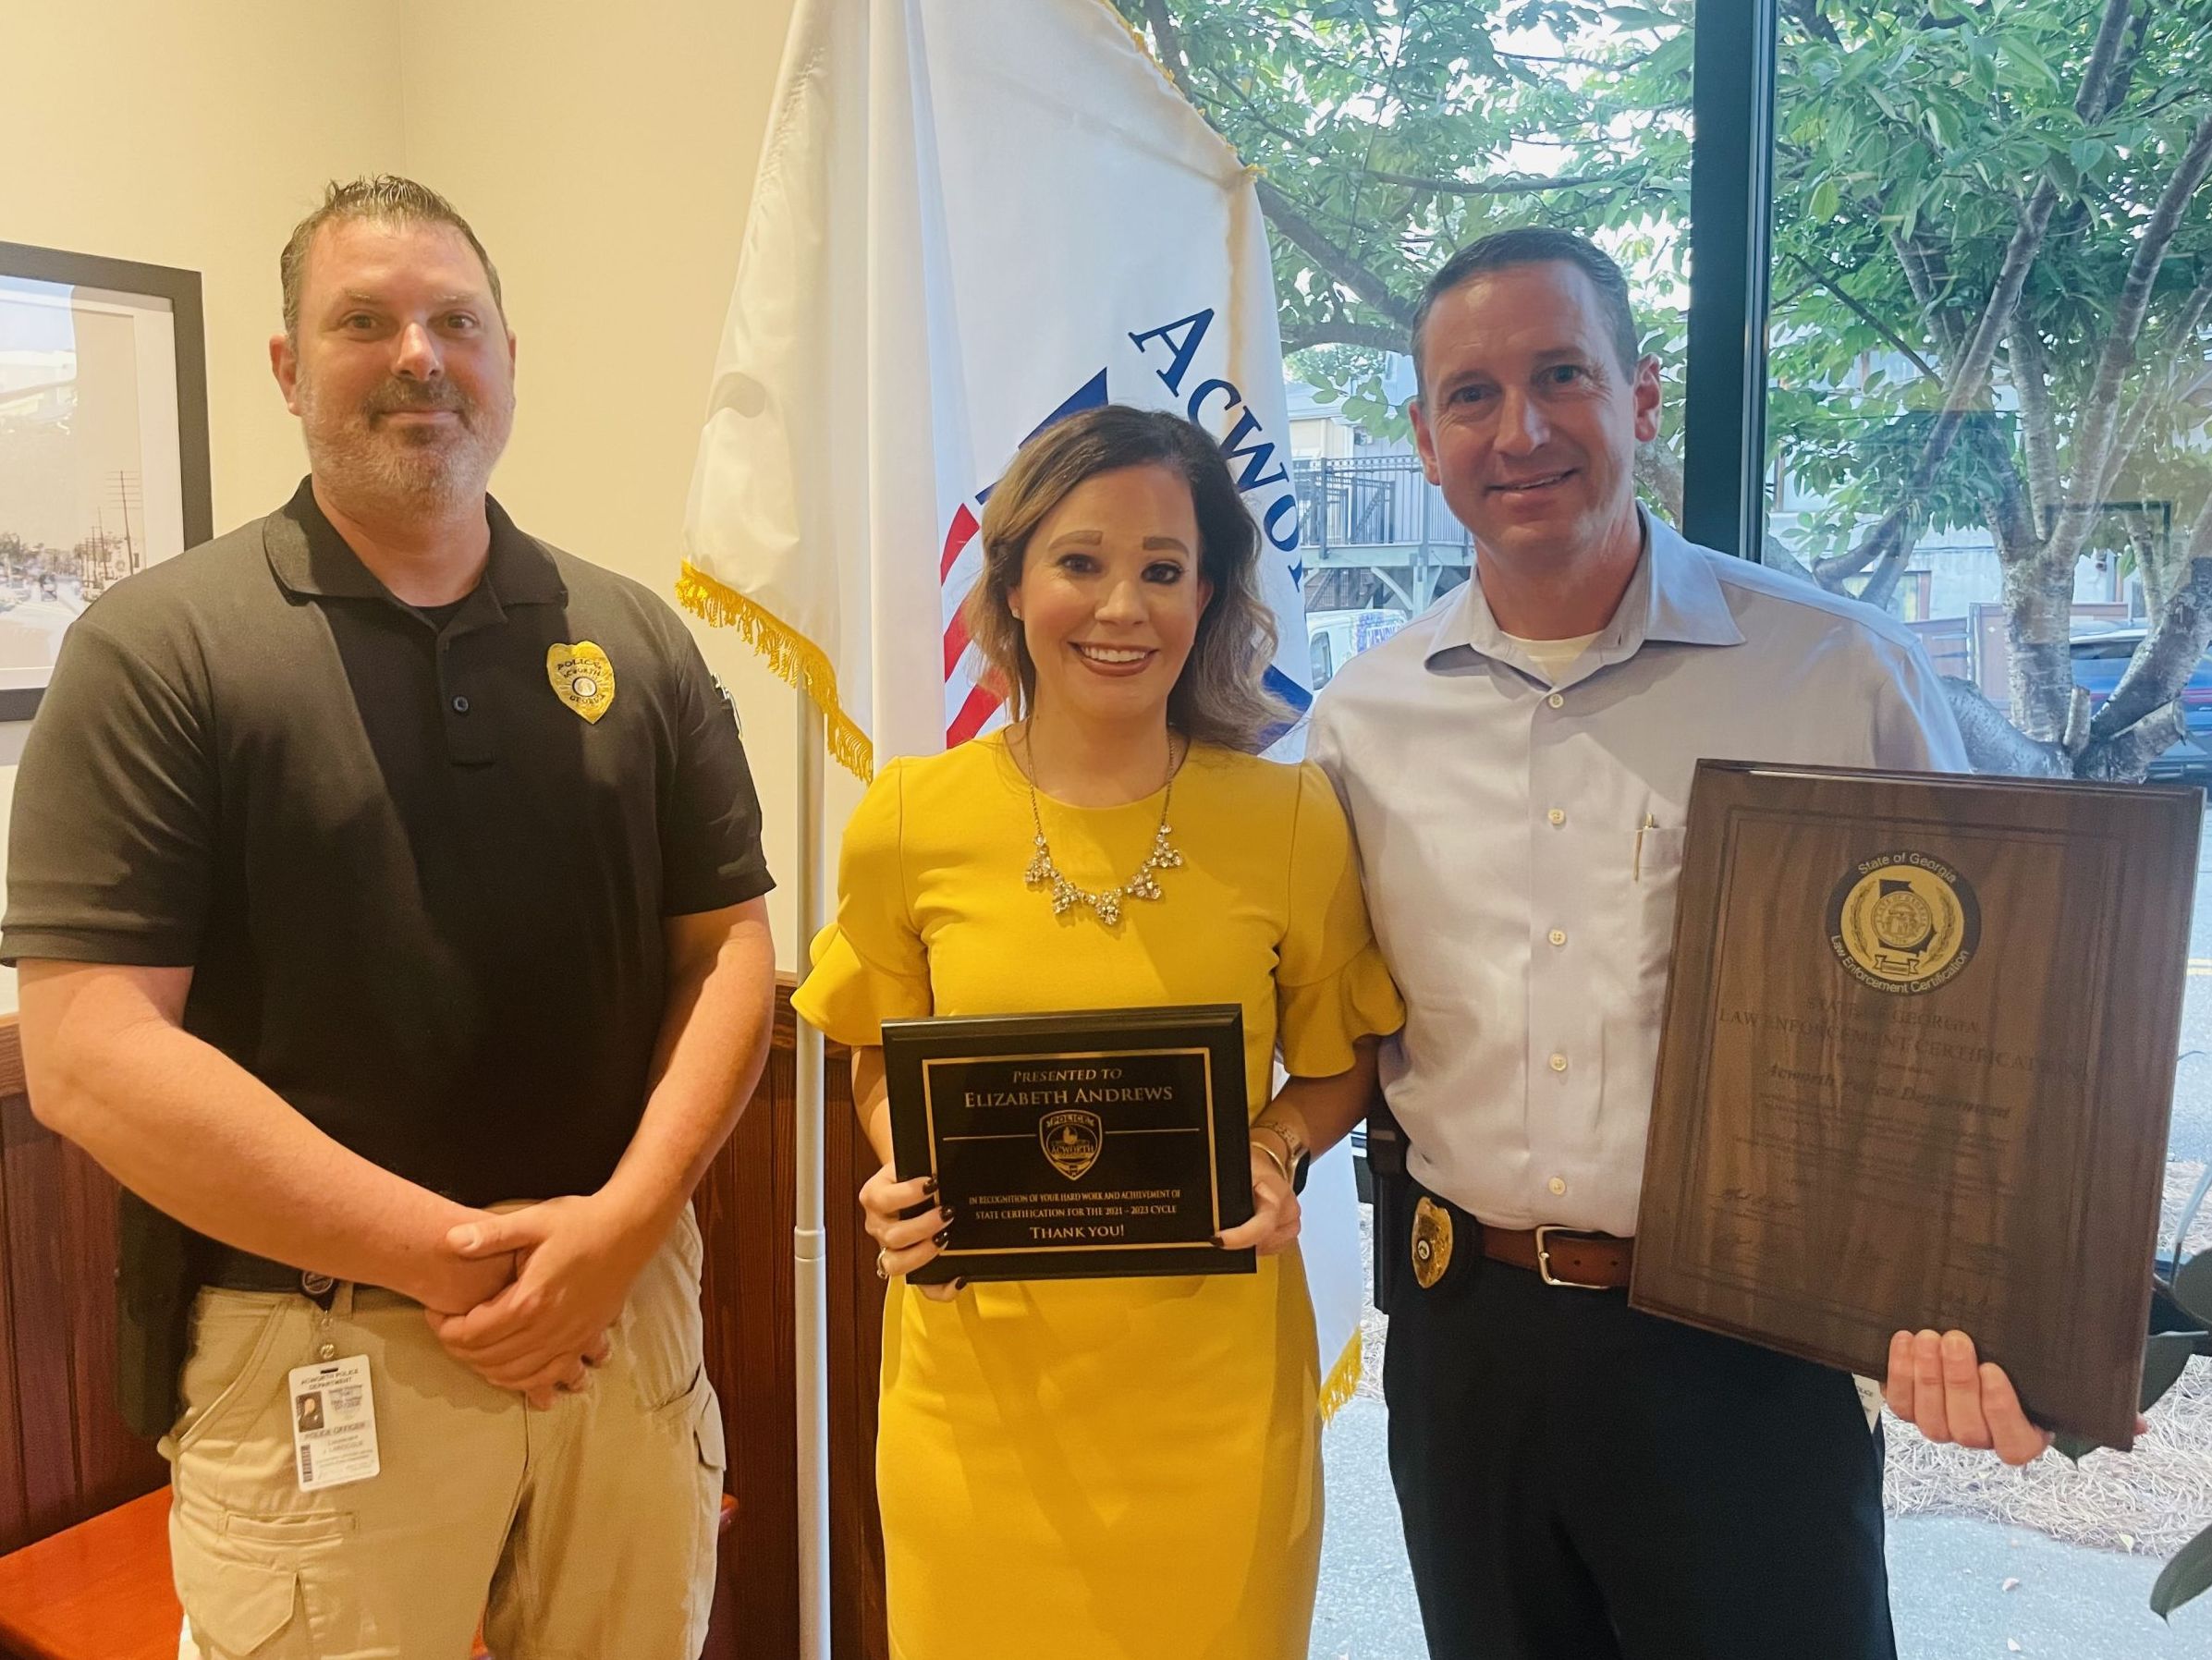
[0,988,890,1659]
[702,984,890,1658]
[0,1028,169,1559]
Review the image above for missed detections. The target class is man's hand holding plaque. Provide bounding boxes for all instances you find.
[1882,1328,2054,1466]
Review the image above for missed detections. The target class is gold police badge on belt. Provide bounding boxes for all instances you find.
[547,641,617,724]
[1412,1196,1453,1289]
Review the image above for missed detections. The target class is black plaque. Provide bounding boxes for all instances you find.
[881,1005,1254,1283]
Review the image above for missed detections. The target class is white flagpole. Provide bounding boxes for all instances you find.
[792,696,832,1660]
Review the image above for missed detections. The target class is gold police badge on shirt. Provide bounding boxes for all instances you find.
[546,641,616,724]
[1412,1195,1454,1289]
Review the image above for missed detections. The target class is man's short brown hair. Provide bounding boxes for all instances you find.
[279,176,504,338]
[1410,227,1642,397]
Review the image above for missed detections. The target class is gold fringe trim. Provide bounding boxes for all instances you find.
[1094,0,1181,99]
[1317,1331,1363,1423]
[676,560,874,781]
[1094,0,1245,167]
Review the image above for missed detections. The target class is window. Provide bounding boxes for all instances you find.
[1761,1,2212,1638]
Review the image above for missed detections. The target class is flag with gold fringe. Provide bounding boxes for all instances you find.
[681,0,1363,1416]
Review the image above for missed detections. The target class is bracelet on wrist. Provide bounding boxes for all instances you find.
[1252,1118,1305,1166]
[1249,1136,1292,1185]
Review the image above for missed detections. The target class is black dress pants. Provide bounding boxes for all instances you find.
[1383,1202,1897,1660]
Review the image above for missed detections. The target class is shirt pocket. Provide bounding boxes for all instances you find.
[1627,825,1688,1022]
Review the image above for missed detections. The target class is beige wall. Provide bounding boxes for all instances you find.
[0,1,408,532]
[0,0,810,1007]
[399,0,809,964]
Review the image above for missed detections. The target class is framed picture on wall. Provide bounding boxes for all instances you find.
[0,241,212,722]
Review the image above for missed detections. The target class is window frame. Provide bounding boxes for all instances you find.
[1680,0,1780,560]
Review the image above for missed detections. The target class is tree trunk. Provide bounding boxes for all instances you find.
[1940,677,2071,775]
[2133,510,2181,618]
[1636,439,1685,524]
[2093,554,2212,743]
[2004,555,2076,741]
[1861,538,1911,612]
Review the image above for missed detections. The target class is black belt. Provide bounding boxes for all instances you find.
[201,1246,348,1309]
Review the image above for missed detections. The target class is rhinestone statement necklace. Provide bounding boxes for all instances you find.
[1019,729,1185,926]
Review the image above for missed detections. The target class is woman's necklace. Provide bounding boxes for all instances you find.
[1019,727,1185,926]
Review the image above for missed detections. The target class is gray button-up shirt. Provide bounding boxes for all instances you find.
[1309,512,1970,1236]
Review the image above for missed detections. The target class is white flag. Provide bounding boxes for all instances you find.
[683,0,1363,1414]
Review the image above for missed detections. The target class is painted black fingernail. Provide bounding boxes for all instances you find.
[938,1204,956,1223]
[934,1228,951,1246]
[952,1279,967,1291]
[923,1177,939,1196]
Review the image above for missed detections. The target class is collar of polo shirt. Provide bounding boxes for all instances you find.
[263,476,568,616]
[1424,507,1747,682]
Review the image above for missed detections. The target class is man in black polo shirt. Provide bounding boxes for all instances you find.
[4,177,774,1659]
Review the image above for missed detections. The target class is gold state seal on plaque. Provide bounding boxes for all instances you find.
[1411,1195,1454,1289]
[546,641,617,724]
[1039,1109,1103,1181]
[1826,850,1982,995]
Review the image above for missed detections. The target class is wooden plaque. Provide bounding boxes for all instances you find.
[1632,761,2201,1448]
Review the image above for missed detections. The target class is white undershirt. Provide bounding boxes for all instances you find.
[1501,629,1601,683]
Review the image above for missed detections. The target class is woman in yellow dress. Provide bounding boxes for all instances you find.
[792,404,1404,1658]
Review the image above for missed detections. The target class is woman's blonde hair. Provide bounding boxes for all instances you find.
[959,404,1287,753]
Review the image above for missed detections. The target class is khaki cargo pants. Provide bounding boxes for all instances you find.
[163,1208,726,1659]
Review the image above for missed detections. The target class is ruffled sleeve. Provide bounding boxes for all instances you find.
[790,761,934,1046]
[1277,761,1405,1077]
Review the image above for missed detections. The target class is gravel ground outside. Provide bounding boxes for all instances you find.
[1345,1157,2212,1557]
[1880,1160,2212,1557]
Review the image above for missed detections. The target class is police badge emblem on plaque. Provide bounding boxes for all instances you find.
[1040,1109,1104,1181]
[1826,848,1982,995]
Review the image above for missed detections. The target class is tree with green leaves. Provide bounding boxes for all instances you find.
[1769,0,2212,777]
[1122,0,2212,781]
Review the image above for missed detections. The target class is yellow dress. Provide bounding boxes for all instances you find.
[793,733,1403,1660]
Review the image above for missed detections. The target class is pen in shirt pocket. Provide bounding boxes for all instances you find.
[1633,812,1656,882]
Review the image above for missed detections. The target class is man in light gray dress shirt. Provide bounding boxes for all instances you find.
[1307,229,2054,1660]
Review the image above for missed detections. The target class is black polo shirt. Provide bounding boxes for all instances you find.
[2,478,773,1204]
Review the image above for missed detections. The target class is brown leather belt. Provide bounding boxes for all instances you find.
[1480,1224,1634,1289]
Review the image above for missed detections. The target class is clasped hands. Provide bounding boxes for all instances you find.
[420,1192,661,1410]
